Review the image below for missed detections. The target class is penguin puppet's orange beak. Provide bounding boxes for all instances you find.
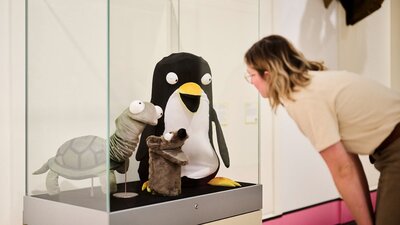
[179,82,202,113]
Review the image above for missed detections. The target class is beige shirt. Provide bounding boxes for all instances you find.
[282,70,400,155]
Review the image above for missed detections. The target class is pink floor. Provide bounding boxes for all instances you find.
[263,191,377,225]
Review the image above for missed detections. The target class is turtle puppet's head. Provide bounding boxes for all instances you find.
[127,100,163,126]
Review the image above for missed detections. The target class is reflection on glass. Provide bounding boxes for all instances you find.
[32,135,107,196]
[27,0,108,211]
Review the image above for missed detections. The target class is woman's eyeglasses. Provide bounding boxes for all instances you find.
[244,72,255,83]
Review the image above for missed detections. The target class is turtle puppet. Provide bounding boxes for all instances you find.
[33,100,163,195]
[136,52,240,188]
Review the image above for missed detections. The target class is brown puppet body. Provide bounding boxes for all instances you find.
[147,128,189,196]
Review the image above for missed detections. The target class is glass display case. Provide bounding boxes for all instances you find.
[24,0,262,224]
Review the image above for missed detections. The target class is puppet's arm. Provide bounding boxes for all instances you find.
[210,107,230,168]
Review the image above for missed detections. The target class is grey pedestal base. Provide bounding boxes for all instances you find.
[24,183,262,225]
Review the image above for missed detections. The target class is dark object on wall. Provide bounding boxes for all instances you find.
[323,0,384,25]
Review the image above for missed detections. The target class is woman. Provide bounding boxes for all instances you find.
[244,35,400,225]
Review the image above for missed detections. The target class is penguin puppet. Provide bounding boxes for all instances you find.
[136,52,240,188]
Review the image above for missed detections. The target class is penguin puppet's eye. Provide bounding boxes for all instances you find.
[129,100,145,114]
[201,73,212,85]
[166,72,178,85]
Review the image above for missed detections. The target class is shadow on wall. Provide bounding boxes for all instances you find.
[298,0,366,72]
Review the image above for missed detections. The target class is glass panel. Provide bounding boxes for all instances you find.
[109,0,176,183]
[109,0,260,213]
[109,0,179,210]
[179,0,260,183]
[26,0,108,211]
[26,0,260,216]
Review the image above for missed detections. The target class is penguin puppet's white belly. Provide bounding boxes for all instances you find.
[164,91,219,179]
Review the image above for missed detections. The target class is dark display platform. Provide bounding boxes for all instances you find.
[33,180,256,212]
[111,181,254,212]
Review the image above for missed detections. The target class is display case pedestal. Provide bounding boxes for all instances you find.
[24,182,262,225]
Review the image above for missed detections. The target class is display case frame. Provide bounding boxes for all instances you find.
[24,0,262,224]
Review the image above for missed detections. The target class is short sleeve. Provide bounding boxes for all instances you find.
[285,98,341,151]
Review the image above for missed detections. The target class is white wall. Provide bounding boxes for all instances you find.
[338,0,390,86]
[391,0,400,90]
[0,0,12,224]
[269,0,339,214]
[338,0,394,190]
[2,0,26,224]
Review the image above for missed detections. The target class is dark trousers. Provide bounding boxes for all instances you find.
[370,129,400,225]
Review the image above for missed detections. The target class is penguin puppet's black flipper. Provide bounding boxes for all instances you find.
[136,125,156,182]
[210,107,230,168]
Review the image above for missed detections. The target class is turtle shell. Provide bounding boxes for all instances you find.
[48,135,106,179]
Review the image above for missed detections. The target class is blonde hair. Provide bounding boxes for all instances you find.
[244,35,326,110]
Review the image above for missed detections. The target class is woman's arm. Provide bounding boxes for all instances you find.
[320,141,374,225]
